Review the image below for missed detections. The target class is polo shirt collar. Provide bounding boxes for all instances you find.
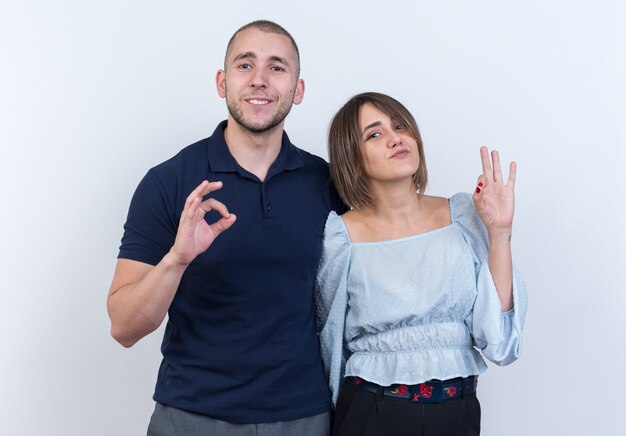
[207,120,304,174]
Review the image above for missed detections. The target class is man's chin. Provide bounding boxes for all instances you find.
[226,99,292,135]
[242,122,277,133]
[233,115,287,134]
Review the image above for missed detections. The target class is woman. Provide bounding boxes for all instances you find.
[315,92,527,436]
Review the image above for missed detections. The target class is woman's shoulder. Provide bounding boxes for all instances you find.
[337,209,380,243]
[418,195,452,228]
[324,210,352,245]
[421,194,450,212]
[318,212,352,279]
[338,209,358,226]
[448,193,488,250]
[448,192,478,222]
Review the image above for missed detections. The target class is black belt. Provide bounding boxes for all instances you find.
[347,376,477,403]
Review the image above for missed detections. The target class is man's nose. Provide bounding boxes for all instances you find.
[249,68,269,88]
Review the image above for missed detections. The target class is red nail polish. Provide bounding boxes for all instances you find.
[476,187,481,194]
[478,182,483,187]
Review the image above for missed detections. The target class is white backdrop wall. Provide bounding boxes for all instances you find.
[1,1,624,435]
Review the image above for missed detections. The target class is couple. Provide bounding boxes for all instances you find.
[107,20,526,436]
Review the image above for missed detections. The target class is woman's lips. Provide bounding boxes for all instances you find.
[391,149,409,158]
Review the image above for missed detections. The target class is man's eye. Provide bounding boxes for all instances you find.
[271,66,285,72]
[238,64,252,70]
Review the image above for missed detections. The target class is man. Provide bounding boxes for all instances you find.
[107,20,344,435]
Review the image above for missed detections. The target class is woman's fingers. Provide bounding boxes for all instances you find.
[480,146,493,180]
[491,150,503,183]
[480,147,513,186]
[475,175,486,194]
[507,161,517,189]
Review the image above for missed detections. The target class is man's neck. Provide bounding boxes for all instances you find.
[223,118,285,182]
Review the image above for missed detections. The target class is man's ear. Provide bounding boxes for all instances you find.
[216,70,226,98]
[293,78,305,105]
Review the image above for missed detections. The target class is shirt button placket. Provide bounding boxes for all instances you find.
[261,183,273,219]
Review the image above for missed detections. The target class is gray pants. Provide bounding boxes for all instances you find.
[147,402,331,436]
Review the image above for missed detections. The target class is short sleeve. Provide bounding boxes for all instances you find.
[118,169,178,265]
[452,192,528,366]
[314,211,351,406]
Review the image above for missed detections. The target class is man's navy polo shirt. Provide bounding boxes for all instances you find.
[118,121,345,423]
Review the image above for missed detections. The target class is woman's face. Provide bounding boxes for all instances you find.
[358,103,420,184]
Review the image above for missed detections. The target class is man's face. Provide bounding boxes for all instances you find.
[217,28,304,134]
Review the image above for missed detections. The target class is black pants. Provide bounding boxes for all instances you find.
[332,381,481,436]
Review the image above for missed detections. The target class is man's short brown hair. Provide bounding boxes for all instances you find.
[224,20,301,77]
[328,92,428,210]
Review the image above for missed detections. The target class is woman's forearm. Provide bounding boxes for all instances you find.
[487,228,514,312]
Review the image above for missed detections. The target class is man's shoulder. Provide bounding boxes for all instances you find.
[290,143,329,172]
[148,137,211,177]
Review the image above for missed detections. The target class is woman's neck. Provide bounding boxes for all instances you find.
[342,181,450,243]
[363,181,423,223]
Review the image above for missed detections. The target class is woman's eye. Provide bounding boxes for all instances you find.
[366,132,381,140]
[395,123,405,130]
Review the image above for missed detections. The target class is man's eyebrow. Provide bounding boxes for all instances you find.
[362,121,382,135]
[268,55,290,66]
[232,52,290,67]
[232,51,257,63]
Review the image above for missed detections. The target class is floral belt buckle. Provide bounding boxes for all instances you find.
[410,382,443,403]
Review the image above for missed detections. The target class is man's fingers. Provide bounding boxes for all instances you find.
[199,198,231,218]
[205,181,224,194]
[185,181,208,207]
[184,180,224,208]
[183,197,202,220]
[210,214,237,236]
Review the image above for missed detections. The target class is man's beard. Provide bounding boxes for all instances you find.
[225,94,294,134]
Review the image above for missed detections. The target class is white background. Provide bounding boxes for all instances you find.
[1,1,624,435]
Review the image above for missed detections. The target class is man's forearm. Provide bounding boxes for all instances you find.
[107,253,188,347]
